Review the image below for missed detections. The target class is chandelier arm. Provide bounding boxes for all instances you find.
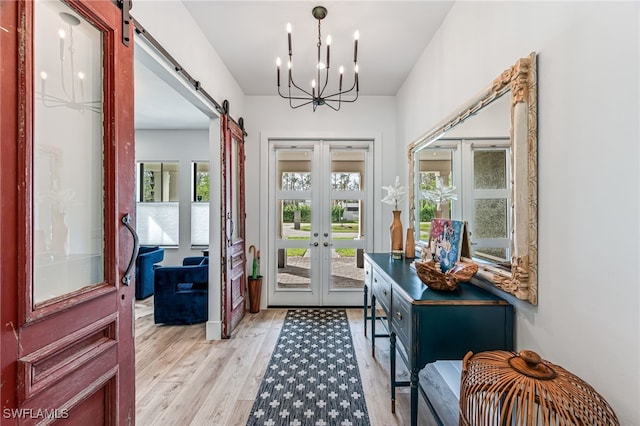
[59,58,73,101]
[324,89,358,104]
[278,85,309,101]
[323,75,358,98]
[319,67,330,98]
[281,84,317,105]
[323,101,340,111]
[289,98,315,109]
[289,76,314,98]
[39,94,69,103]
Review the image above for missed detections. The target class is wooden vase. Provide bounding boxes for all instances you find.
[389,210,403,251]
[405,228,415,259]
[435,203,443,218]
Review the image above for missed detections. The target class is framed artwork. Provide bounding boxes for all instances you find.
[429,219,467,272]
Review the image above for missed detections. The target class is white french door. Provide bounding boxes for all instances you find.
[268,139,373,306]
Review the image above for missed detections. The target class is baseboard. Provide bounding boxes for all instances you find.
[205,320,222,340]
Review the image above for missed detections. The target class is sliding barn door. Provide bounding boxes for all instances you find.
[221,114,246,337]
[0,0,135,423]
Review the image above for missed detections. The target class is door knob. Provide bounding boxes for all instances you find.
[309,242,319,247]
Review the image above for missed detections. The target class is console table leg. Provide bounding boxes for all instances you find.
[410,369,419,426]
[363,285,368,337]
[371,295,377,357]
[390,332,396,414]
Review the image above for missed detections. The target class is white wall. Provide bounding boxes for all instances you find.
[135,130,209,265]
[131,0,245,119]
[244,95,398,305]
[397,2,639,423]
[131,0,243,339]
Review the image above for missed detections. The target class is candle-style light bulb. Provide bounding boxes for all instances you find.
[78,71,85,100]
[326,35,331,69]
[286,23,292,56]
[276,57,281,87]
[353,30,359,63]
[40,71,48,97]
[58,29,66,61]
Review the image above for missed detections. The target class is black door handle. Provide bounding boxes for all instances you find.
[121,213,139,285]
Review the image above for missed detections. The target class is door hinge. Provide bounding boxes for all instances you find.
[117,0,132,47]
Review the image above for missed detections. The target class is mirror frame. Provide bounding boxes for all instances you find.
[408,52,537,305]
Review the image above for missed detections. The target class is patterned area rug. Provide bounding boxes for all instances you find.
[247,309,370,426]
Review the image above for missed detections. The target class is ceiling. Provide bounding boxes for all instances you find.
[134,1,454,130]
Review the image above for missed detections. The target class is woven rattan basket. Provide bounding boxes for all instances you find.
[460,350,620,426]
[414,260,478,291]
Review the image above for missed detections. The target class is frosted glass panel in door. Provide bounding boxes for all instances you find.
[231,134,244,242]
[33,1,104,304]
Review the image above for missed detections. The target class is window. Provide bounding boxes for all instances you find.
[136,162,179,246]
[414,140,511,263]
[415,147,455,240]
[191,162,209,246]
[469,146,510,263]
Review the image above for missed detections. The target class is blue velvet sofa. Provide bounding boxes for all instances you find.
[153,256,208,325]
[135,246,165,300]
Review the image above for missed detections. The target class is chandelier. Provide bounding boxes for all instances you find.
[276,6,359,111]
[37,11,102,114]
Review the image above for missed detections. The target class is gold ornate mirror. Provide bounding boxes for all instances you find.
[408,52,537,304]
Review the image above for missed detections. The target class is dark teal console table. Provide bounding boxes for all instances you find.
[364,253,514,426]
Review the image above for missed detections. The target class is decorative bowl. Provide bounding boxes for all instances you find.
[414,260,478,291]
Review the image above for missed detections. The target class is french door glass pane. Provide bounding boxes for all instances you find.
[474,150,507,189]
[330,199,361,241]
[417,149,454,235]
[279,149,312,191]
[33,1,104,304]
[329,199,364,290]
[331,150,364,190]
[474,199,508,239]
[330,256,364,290]
[277,199,312,290]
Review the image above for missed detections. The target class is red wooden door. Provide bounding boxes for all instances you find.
[1,1,135,424]
[221,114,246,338]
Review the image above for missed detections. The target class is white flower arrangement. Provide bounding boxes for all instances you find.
[381,176,407,211]
[422,177,458,206]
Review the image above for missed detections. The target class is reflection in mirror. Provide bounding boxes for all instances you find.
[33,1,104,305]
[409,53,537,304]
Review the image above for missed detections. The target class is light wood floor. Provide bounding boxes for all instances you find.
[135,305,440,425]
